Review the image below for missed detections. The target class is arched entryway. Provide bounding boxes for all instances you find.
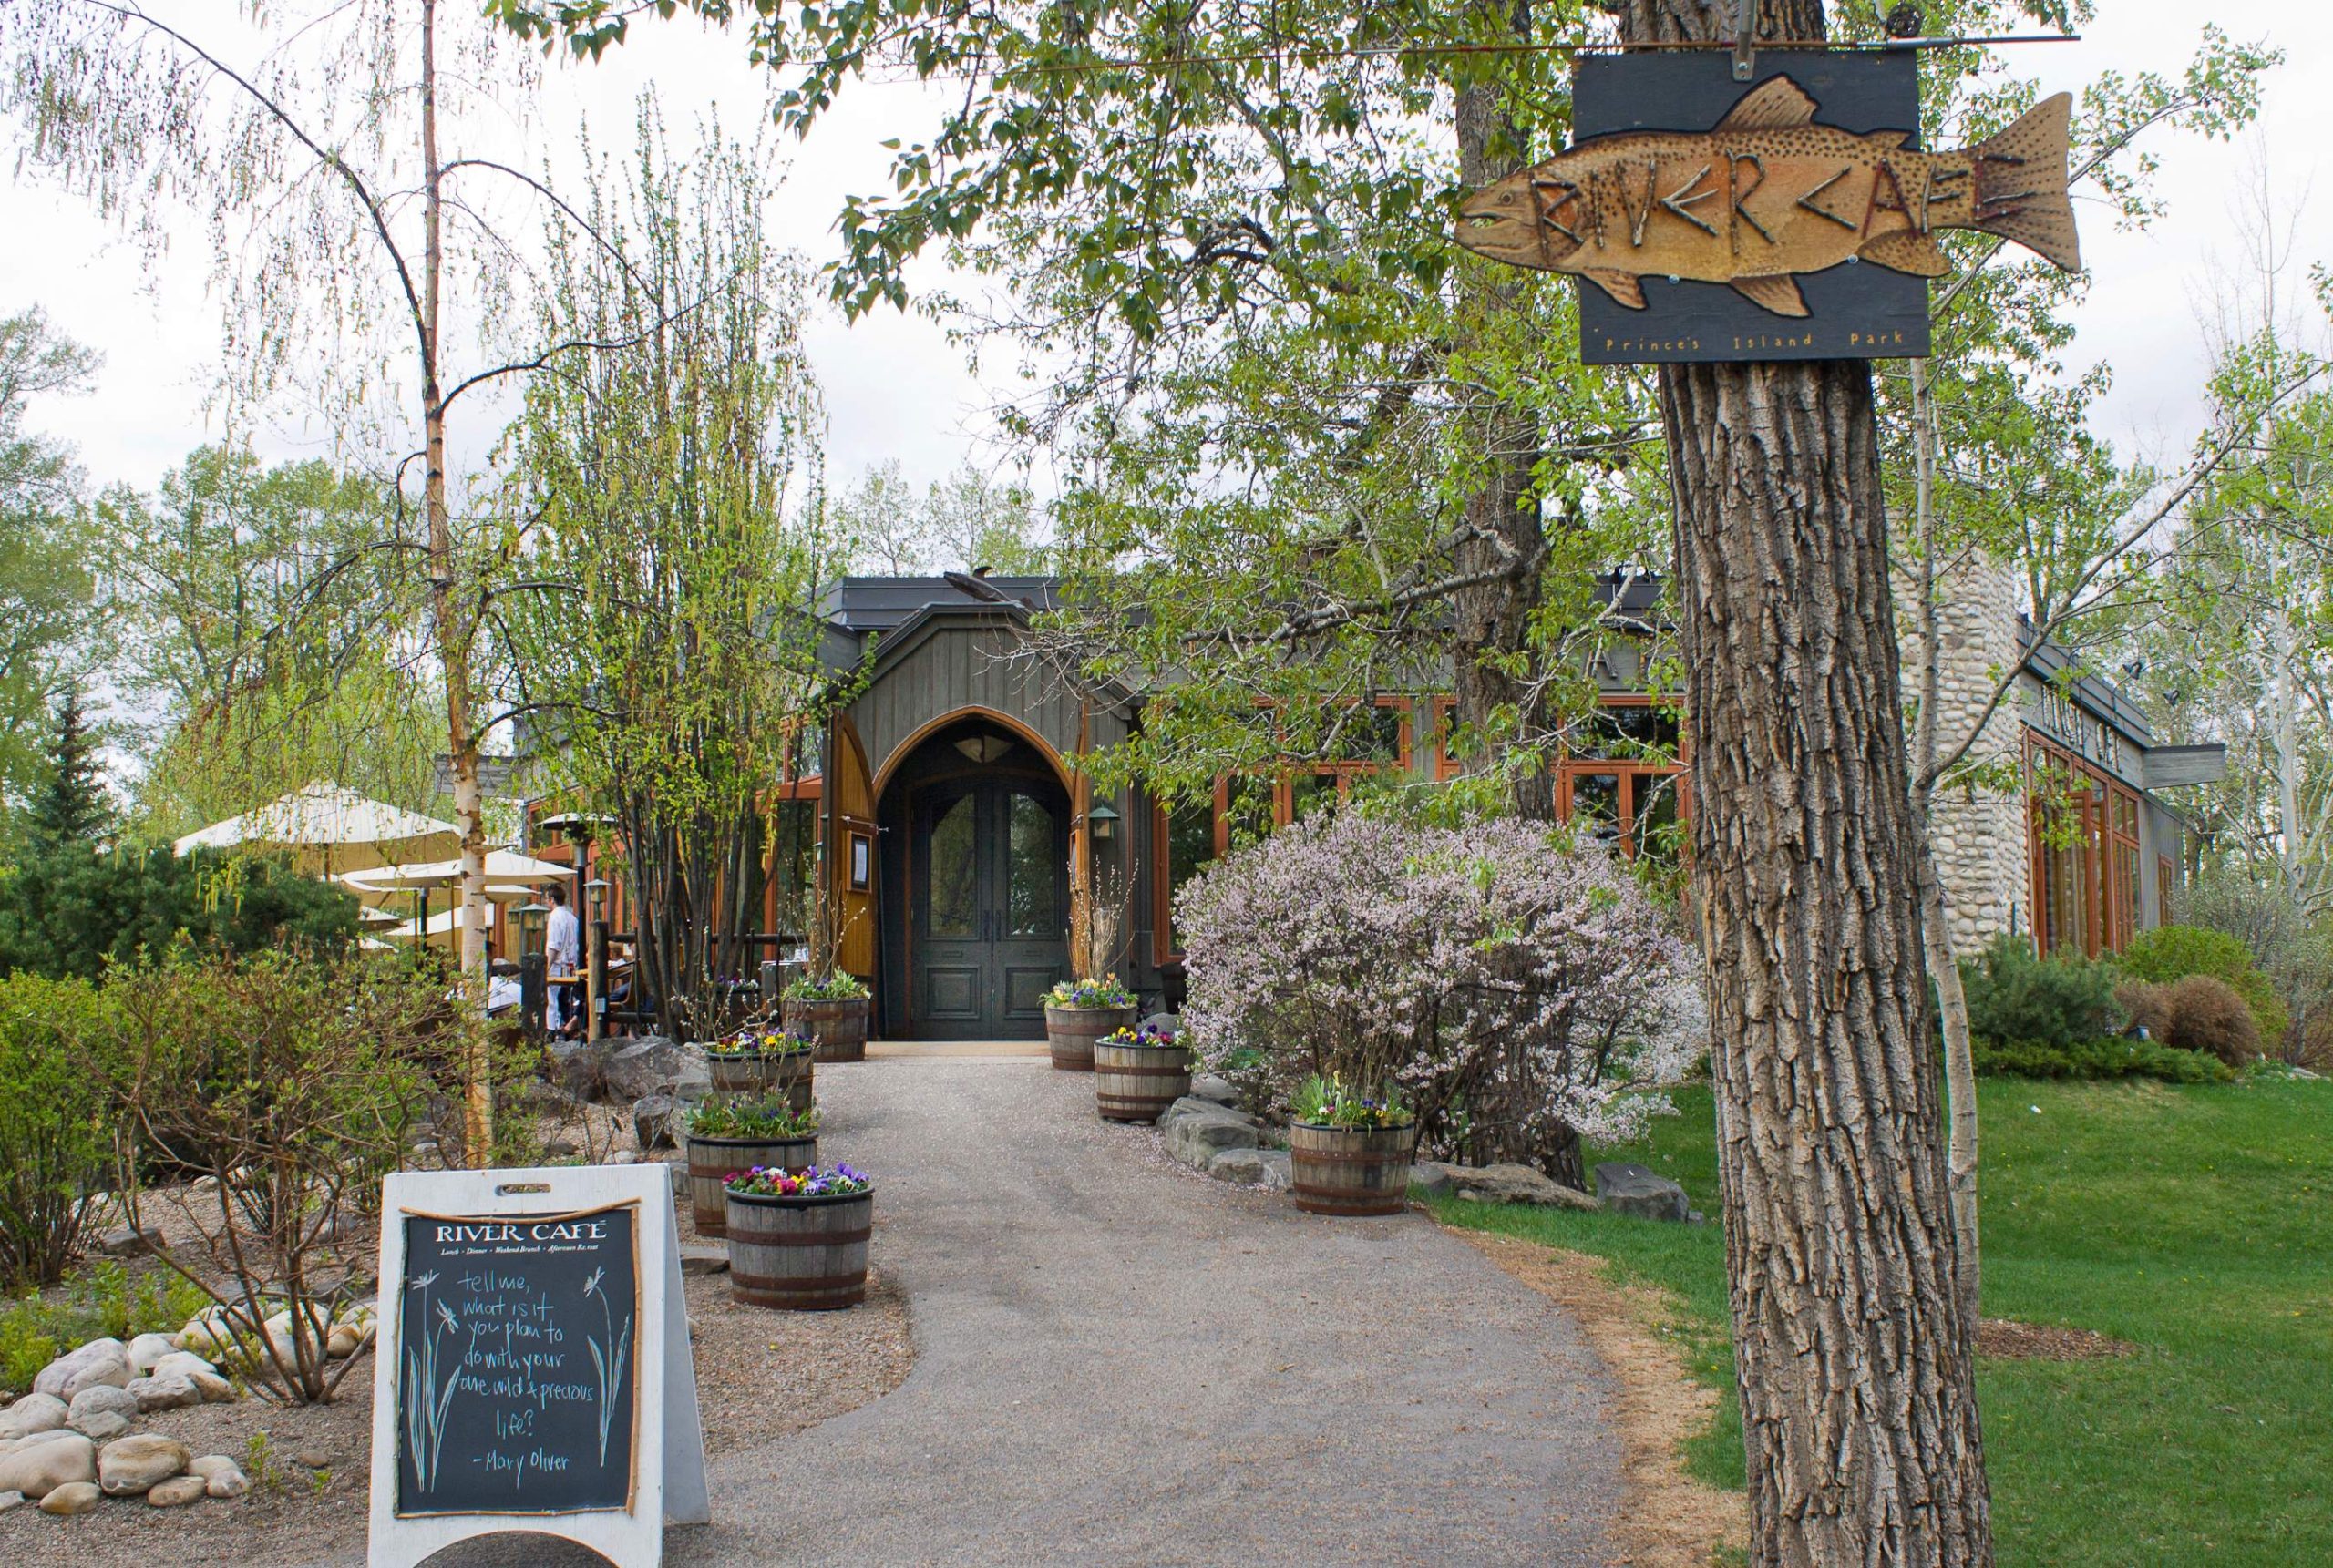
[875,713,1074,1040]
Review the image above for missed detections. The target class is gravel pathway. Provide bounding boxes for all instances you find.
[455,1057,1626,1567]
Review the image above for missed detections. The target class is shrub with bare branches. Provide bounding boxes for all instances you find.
[108,947,457,1403]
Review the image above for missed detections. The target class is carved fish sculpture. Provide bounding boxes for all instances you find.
[1455,77,2081,317]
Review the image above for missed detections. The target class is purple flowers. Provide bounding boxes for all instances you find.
[726,1163,872,1198]
[1102,1022,1180,1048]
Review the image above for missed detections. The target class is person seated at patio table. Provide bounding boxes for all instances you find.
[483,958,523,1018]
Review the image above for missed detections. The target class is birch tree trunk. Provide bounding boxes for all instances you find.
[1909,356,1982,1326]
[417,0,493,1163]
[1619,4,1993,1562]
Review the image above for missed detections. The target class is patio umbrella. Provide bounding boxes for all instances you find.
[171,783,460,874]
[340,849,573,896]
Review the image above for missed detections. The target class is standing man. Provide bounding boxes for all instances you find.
[544,884,581,1034]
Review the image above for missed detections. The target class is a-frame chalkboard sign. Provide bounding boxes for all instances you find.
[367,1163,709,1567]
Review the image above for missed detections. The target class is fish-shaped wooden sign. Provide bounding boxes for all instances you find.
[1456,75,2081,318]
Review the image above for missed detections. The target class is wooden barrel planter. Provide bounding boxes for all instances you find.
[684,1132,817,1237]
[785,998,870,1063]
[725,1186,872,1310]
[1043,1004,1135,1072]
[707,1050,815,1112]
[1288,1122,1418,1217]
[1094,1038,1193,1122]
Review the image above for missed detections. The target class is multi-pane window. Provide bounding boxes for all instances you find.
[2029,736,2143,958]
[1556,698,1686,861]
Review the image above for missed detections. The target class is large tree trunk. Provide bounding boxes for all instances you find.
[1620,5,1993,1563]
[1450,5,1554,822]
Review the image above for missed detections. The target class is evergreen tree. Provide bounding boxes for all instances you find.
[25,685,109,849]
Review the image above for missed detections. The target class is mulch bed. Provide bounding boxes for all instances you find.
[1978,1317,2138,1361]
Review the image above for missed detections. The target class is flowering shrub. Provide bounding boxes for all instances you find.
[784,971,868,1002]
[1101,1022,1181,1049]
[1047,975,1134,1009]
[709,1025,815,1058]
[683,1095,820,1140]
[1177,810,1701,1184]
[1291,1072,1413,1129]
[726,1163,870,1198]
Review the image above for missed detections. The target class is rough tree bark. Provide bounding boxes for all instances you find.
[1619,3,1993,1563]
[1451,1,1555,824]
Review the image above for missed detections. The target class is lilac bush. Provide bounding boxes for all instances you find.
[1176,810,1702,1185]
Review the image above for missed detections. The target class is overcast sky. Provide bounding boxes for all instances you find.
[0,0,2324,504]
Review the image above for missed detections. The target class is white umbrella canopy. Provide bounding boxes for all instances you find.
[381,902,498,945]
[172,784,460,872]
[341,849,572,895]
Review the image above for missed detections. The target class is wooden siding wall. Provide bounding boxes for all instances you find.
[854,621,1128,787]
[830,718,878,979]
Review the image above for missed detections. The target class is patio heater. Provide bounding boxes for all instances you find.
[585,877,611,1043]
[517,901,550,1037]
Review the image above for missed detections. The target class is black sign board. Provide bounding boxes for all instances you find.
[394,1203,640,1517]
[1571,50,1926,364]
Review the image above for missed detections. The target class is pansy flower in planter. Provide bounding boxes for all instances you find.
[726,1163,872,1198]
[685,1095,820,1141]
[1291,1072,1415,1129]
[1046,975,1136,1009]
[1100,1022,1182,1048]
[708,1023,817,1058]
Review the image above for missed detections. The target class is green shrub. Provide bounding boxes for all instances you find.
[0,1298,60,1392]
[0,974,118,1288]
[1972,1035,2234,1084]
[1961,934,2122,1050]
[2116,925,2287,1048]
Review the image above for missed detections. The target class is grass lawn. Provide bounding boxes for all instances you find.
[1434,1073,2333,1565]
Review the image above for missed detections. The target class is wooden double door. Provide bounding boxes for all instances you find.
[908,776,1070,1039]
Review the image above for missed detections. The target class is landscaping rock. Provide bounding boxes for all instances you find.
[0,1393,67,1441]
[545,1135,579,1158]
[550,1037,617,1101]
[606,1036,698,1101]
[0,1489,22,1513]
[294,1445,329,1470]
[188,1370,236,1404]
[69,1384,138,1424]
[126,1333,180,1374]
[678,1245,730,1277]
[1447,1163,1601,1211]
[189,1455,249,1499]
[33,1339,128,1400]
[1207,1146,1290,1190]
[1409,1162,1458,1200]
[1593,1161,1691,1223]
[126,1374,202,1413]
[1161,1099,1260,1168]
[152,1350,221,1385]
[0,1427,85,1455]
[632,1093,678,1151]
[98,1433,190,1496]
[38,1480,99,1515]
[1187,1073,1239,1108]
[0,1431,96,1498]
[148,1473,208,1508]
[98,1226,167,1258]
[68,1409,128,1443]
[608,1149,638,1165]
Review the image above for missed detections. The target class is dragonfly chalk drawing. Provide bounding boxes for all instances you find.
[1457,75,2081,317]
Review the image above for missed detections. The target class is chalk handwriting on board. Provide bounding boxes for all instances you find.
[395,1204,639,1516]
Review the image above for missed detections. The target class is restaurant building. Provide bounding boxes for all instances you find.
[741,568,2224,1039]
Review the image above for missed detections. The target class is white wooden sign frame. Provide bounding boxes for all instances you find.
[367,1163,710,1567]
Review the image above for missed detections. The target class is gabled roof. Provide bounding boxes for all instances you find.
[820,575,1061,632]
